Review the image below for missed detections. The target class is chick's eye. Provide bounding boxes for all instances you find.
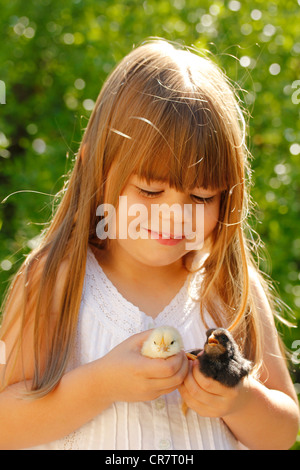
[170,340,175,345]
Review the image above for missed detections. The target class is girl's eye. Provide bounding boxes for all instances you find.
[136,186,215,203]
[190,195,215,204]
[137,188,163,198]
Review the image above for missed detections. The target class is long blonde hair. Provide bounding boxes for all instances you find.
[1,39,272,397]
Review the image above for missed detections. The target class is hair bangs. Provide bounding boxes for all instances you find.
[128,94,237,193]
[103,42,245,198]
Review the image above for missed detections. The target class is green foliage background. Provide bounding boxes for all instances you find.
[0,0,299,448]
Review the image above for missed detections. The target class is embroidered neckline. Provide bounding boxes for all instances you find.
[86,247,193,322]
[80,247,204,337]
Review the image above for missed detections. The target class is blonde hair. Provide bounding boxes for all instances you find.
[1,39,273,397]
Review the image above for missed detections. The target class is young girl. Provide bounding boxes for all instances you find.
[0,39,298,450]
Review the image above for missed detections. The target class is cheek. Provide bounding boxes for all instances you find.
[117,195,151,236]
[203,204,220,237]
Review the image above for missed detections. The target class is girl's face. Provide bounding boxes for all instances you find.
[103,173,221,269]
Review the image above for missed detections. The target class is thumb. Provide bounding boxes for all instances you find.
[130,328,154,349]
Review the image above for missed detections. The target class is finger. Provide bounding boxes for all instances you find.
[178,362,199,401]
[178,363,232,417]
[144,350,187,379]
[192,362,228,396]
[147,355,189,390]
[148,379,182,394]
[178,376,221,417]
[132,329,155,349]
[178,380,207,414]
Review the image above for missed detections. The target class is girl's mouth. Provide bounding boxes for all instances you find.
[144,228,185,246]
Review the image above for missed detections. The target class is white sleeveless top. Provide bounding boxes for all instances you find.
[30,247,242,450]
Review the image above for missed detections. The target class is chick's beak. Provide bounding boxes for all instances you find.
[208,334,219,346]
[159,338,169,352]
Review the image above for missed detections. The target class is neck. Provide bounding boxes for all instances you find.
[91,242,188,289]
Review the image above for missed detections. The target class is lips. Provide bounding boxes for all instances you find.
[150,230,184,240]
[145,228,185,246]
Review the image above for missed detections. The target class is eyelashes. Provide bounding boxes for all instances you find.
[137,188,163,198]
[190,194,215,204]
[137,187,215,204]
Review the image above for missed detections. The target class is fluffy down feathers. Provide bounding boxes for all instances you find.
[190,328,252,387]
[141,326,252,415]
[182,328,252,414]
[141,326,183,359]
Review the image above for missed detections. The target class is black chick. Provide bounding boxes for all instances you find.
[190,328,252,387]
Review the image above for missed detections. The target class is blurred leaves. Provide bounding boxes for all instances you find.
[0,0,300,445]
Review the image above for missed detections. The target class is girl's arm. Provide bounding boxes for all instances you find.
[222,273,299,449]
[0,340,187,450]
[0,258,188,450]
[0,330,187,450]
[0,358,112,449]
[221,376,299,450]
[179,272,300,450]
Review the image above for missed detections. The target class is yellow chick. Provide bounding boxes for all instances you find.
[141,326,183,359]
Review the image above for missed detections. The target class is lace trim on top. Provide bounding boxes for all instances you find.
[81,247,203,337]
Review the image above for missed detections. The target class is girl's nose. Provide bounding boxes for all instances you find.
[159,192,194,224]
[159,202,183,223]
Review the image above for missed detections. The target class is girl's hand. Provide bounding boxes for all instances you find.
[99,330,189,405]
[178,360,249,418]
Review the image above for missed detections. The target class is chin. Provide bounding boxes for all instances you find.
[139,247,188,267]
[118,239,187,267]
